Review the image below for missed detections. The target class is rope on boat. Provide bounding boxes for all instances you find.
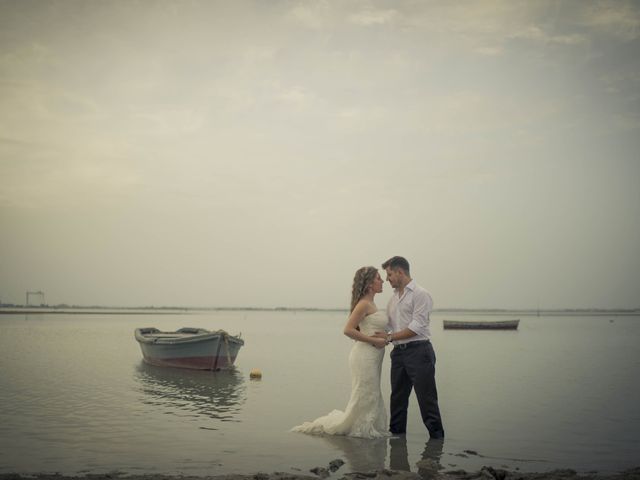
[212,329,234,368]
[223,333,232,367]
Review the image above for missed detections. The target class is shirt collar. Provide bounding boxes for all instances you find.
[395,279,416,297]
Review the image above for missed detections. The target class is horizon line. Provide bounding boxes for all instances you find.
[1,304,640,313]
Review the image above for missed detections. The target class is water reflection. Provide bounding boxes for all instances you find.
[135,362,246,422]
[303,434,444,475]
[314,435,388,471]
[389,436,444,475]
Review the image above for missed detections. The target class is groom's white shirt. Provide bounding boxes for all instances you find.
[386,279,432,344]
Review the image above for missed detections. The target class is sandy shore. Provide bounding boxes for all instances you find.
[1,464,639,480]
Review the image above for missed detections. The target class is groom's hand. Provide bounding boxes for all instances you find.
[373,331,387,339]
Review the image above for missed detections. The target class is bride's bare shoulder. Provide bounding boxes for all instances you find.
[355,299,377,316]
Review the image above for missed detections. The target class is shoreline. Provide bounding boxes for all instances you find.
[1,465,639,480]
[2,307,639,316]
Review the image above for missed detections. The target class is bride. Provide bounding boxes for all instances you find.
[291,266,390,438]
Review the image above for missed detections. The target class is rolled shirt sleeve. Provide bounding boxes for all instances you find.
[388,280,433,342]
[407,287,432,338]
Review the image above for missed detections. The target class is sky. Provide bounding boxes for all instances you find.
[1,0,639,310]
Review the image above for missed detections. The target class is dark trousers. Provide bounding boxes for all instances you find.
[390,340,444,437]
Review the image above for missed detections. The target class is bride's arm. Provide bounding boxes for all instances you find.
[344,301,387,348]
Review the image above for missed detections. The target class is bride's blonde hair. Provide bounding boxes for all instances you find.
[350,266,379,312]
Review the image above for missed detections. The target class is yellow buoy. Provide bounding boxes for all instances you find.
[249,368,262,379]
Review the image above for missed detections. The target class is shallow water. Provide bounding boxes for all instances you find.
[0,311,638,476]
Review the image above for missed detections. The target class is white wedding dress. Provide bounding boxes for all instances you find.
[291,310,390,439]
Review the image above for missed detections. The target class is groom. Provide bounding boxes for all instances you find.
[375,256,444,439]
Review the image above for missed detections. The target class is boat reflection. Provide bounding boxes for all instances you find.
[135,361,246,422]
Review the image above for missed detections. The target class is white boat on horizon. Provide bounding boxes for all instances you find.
[134,327,244,370]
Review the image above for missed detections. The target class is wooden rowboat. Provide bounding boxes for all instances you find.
[443,319,520,330]
[135,327,244,370]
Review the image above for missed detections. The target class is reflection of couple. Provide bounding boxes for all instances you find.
[292,256,444,439]
[317,434,443,473]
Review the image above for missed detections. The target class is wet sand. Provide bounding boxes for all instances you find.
[1,464,639,480]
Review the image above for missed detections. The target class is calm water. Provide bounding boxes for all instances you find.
[0,311,639,476]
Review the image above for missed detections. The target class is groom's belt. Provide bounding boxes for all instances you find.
[393,340,429,350]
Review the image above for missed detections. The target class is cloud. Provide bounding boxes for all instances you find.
[611,111,640,131]
[276,86,319,110]
[131,108,206,135]
[508,26,587,46]
[0,136,36,147]
[286,1,331,29]
[473,46,504,56]
[348,8,398,26]
[580,1,640,41]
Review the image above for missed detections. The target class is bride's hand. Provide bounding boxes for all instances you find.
[370,336,387,349]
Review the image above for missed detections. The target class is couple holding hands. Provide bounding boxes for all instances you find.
[292,256,444,440]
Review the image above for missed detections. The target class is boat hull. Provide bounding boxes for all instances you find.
[135,327,244,370]
[443,320,520,330]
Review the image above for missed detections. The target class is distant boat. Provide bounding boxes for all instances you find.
[134,327,244,370]
[443,319,520,330]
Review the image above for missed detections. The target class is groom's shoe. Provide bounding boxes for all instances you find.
[429,430,445,439]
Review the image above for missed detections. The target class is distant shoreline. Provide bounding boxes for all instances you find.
[1,306,639,316]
